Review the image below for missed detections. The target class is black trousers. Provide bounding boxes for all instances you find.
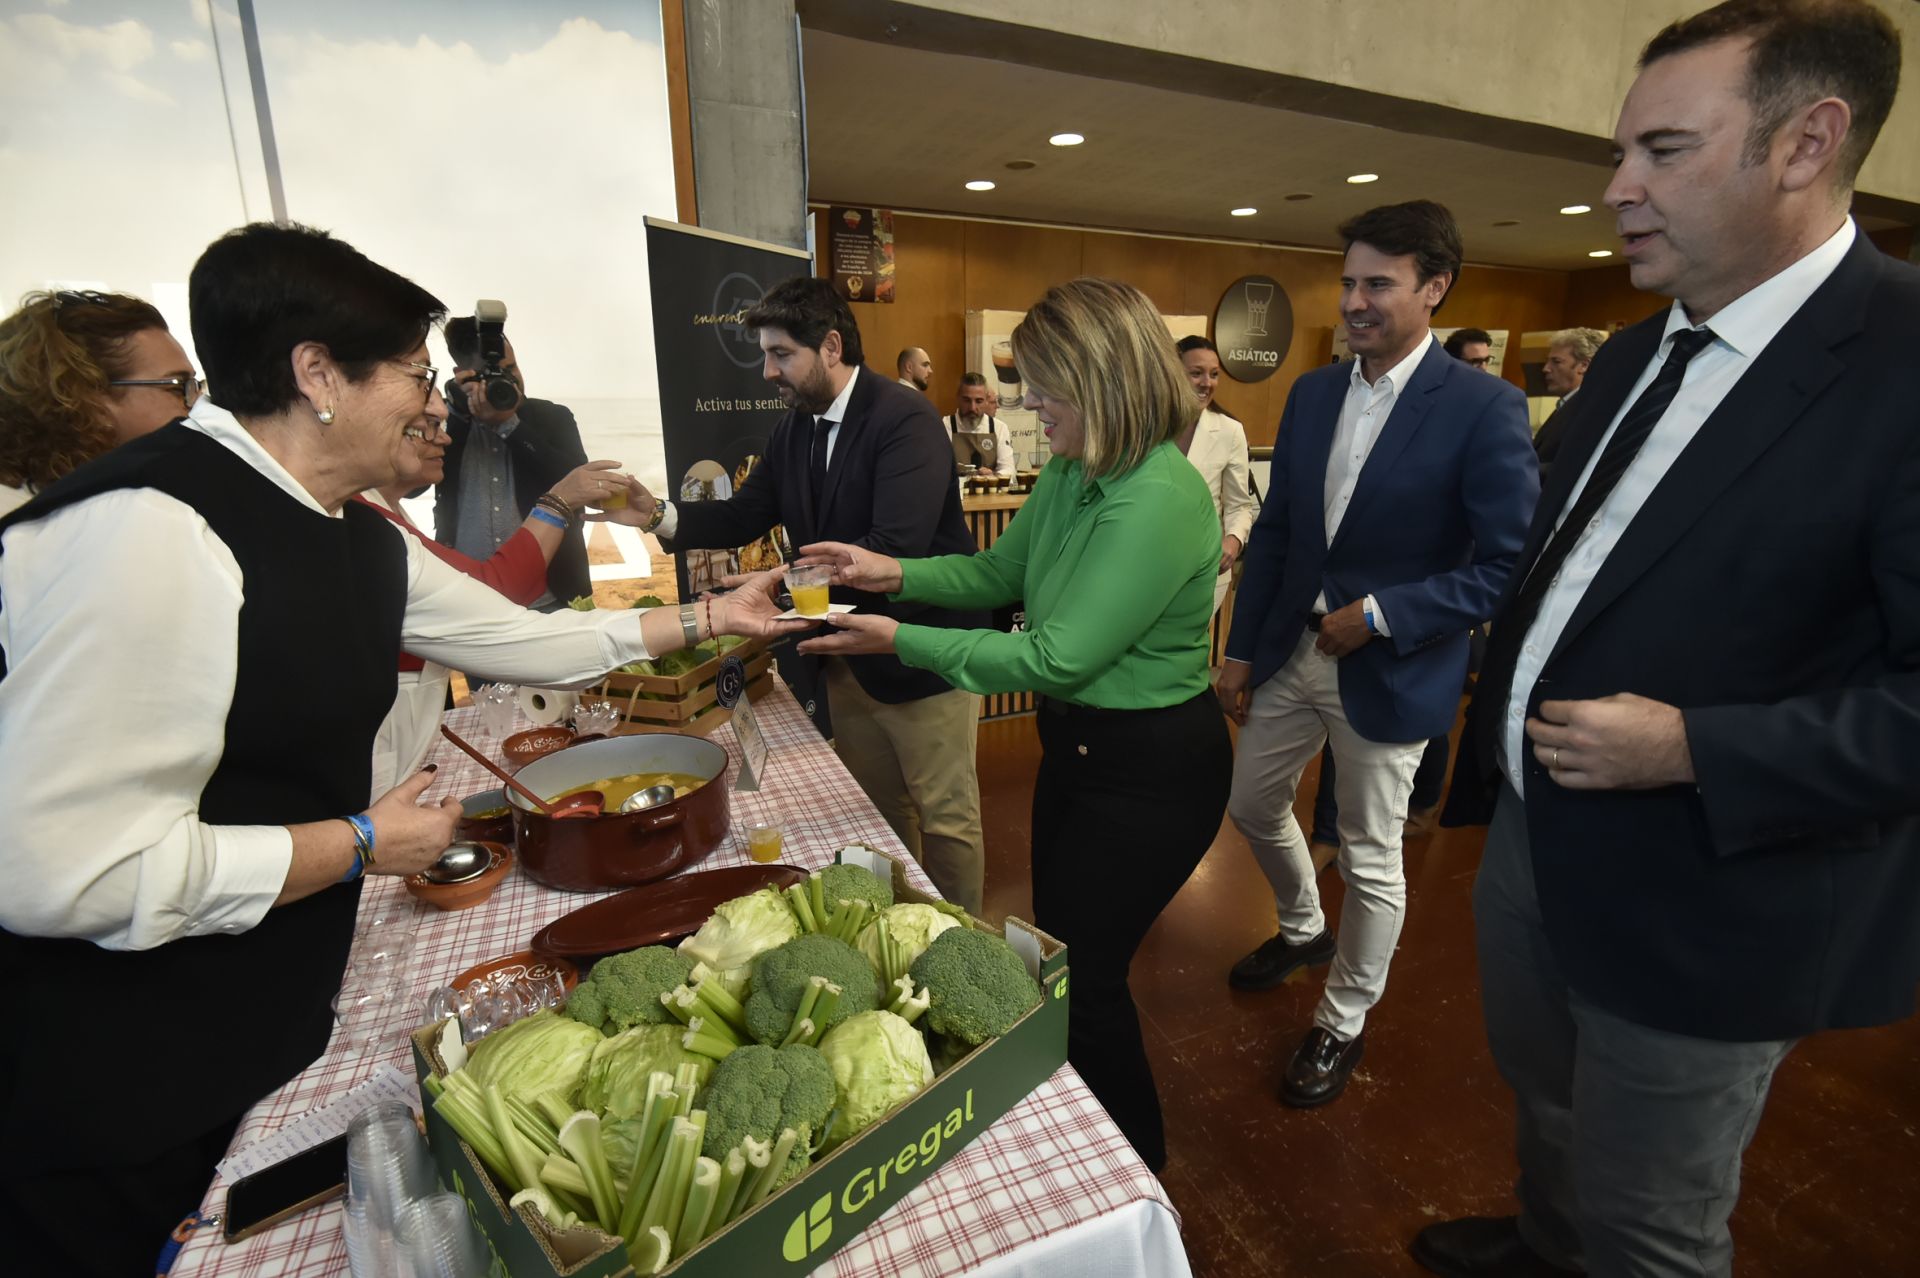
[1030,690,1231,1172]
[2,1112,239,1276]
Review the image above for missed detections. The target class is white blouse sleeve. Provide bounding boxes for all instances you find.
[0,491,293,950]
[398,540,656,686]
[1216,416,1257,544]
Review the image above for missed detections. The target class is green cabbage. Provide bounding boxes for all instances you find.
[577,1023,715,1119]
[463,1009,602,1108]
[856,903,963,981]
[677,887,801,975]
[816,1010,934,1148]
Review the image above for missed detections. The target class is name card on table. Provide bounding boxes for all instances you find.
[717,654,770,790]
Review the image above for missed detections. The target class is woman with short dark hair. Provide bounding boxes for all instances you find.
[0,222,803,1274]
[0,289,199,514]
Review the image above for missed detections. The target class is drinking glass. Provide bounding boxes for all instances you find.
[475,682,518,738]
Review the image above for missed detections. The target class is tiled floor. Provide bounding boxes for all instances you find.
[971,713,1920,1276]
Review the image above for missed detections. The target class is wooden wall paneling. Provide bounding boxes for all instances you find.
[1443,265,1570,391]
[1078,230,1190,315]
[832,213,968,414]
[963,219,1086,314]
[1562,263,1667,332]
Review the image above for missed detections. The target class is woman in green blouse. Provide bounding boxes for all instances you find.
[796,278,1231,1172]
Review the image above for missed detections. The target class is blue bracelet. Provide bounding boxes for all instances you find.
[340,813,376,882]
[529,506,568,530]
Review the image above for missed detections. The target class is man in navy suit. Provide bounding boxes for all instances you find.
[1419,3,1913,1275]
[1217,200,1539,1107]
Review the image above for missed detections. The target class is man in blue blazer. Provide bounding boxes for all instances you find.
[1217,200,1539,1106]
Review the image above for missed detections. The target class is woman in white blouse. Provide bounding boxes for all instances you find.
[1175,336,1257,613]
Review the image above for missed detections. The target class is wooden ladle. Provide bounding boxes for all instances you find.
[437,725,601,819]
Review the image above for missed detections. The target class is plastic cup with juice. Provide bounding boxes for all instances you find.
[785,563,834,617]
[595,476,630,511]
[747,825,783,863]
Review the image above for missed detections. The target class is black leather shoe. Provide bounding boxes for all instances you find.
[1228,928,1336,990]
[1410,1216,1582,1277]
[1280,1026,1364,1107]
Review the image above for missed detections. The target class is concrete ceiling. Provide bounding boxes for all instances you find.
[798,29,1898,271]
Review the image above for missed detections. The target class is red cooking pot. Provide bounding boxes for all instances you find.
[507,734,732,891]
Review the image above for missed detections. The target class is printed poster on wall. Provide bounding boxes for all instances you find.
[643,217,811,600]
[827,206,895,304]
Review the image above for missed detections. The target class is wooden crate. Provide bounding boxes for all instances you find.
[588,639,775,737]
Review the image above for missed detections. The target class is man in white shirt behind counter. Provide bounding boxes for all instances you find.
[946,373,1015,478]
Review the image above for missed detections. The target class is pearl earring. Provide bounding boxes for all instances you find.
[318,405,335,425]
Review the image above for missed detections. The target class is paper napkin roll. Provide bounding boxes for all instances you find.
[515,686,577,727]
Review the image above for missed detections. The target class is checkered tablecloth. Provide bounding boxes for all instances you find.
[173,680,1180,1278]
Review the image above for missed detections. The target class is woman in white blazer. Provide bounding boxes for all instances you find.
[1175,336,1256,613]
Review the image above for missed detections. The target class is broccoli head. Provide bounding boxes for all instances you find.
[744,934,878,1045]
[908,927,1041,1046]
[565,945,695,1035]
[696,1043,837,1184]
[815,863,893,914]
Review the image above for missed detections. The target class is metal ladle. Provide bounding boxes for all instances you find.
[618,784,678,815]
[421,842,493,884]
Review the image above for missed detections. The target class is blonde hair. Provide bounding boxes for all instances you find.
[1011,278,1197,482]
[1549,326,1607,365]
[0,290,167,491]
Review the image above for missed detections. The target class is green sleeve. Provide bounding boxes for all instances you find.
[892,484,1036,612]
[895,475,1204,697]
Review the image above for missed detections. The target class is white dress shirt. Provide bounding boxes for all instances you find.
[1312,331,1433,633]
[658,365,860,541]
[0,399,661,951]
[1184,406,1257,610]
[1501,218,1857,792]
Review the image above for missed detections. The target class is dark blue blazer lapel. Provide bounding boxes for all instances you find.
[818,369,874,527]
[1329,340,1445,555]
[1548,235,1878,661]
[1294,370,1343,555]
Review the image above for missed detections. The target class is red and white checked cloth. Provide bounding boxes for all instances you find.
[172,680,1179,1278]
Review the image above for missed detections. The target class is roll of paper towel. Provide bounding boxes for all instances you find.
[516,686,577,727]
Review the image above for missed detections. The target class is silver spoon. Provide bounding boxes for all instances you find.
[618,784,678,815]
[421,842,493,884]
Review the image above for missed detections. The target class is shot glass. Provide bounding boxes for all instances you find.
[747,824,783,864]
[784,564,834,618]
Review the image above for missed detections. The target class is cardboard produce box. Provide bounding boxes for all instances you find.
[412,849,1069,1275]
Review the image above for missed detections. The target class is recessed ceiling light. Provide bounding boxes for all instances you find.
[1587,249,1614,258]
[1230,207,1257,217]
[965,180,996,192]
[1346,173,1379,184]
[1560,204,1592,215]
[1283,192,1314,201]
[1491,219,1520,228]
[1004,159,1037,171]
[1048,132,1084,147]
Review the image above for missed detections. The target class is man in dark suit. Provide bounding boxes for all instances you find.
[1529,326,1607,481]
[1217,200,1539,1107]
[1419,4,1913,1276]
[626,278,988,911]
[432,317,591,607]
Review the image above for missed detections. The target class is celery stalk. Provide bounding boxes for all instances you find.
[673,1156,722,1257]
[558,1110,623,1234]
[709,1148,749,1232]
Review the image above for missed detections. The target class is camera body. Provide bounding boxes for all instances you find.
[472,298,520,412]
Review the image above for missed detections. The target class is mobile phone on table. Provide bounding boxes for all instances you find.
[222,1133,348,1243]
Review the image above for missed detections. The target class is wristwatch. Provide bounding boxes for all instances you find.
[679,602,701,646]
[643,500,668,534]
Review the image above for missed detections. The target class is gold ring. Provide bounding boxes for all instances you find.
[1552,748,1561,770]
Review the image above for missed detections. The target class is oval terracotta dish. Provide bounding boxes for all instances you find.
[452,948,579,997]
[405,841,513,910]
[509,734,732,891]
[529,863,808,962]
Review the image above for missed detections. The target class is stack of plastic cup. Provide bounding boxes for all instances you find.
[342,1103,436,1277]
[396,1191,494,1277]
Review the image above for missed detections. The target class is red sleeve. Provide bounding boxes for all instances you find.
[419,527,551,606]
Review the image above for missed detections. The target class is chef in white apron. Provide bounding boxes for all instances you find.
[946,374,1015,477]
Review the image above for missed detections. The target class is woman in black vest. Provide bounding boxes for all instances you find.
[0,223,803,1275]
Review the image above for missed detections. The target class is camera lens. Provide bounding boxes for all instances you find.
[484,376,519,411]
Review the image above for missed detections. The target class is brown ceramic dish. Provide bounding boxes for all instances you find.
[529,862,809,961]
[451,948,579,996]
[502,726,575,774]
[406,841,513,911]
[456,788,513,844]
[508,734,733,891]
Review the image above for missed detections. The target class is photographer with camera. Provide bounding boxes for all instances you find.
[431,308,593,609]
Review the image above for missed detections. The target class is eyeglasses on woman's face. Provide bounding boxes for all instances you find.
[392,360,441,407]
[108,373,204,411]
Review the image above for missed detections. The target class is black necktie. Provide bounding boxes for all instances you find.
[1480,326,1716,721]
[810,416,833,507]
